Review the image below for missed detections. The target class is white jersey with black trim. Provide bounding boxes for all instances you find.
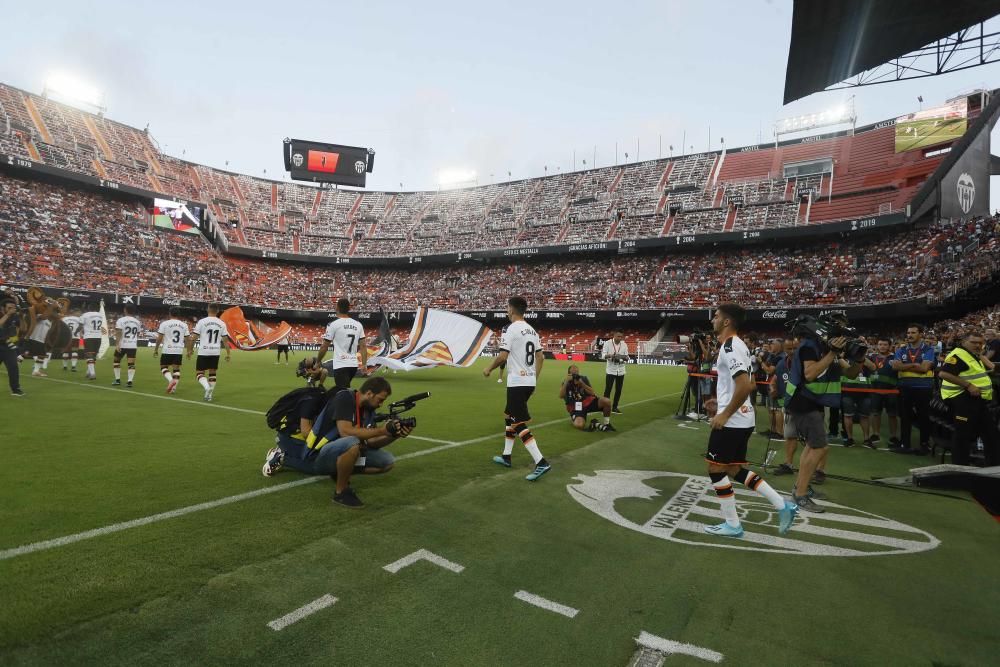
[115,316,143,349]
[80,312,105,339]
[158,319,190,355]
[193,316,229,356]
[715,335,756,429]
[62,316,82,338]
[29,319,52,343]
[322,317,364,369]
[500,320,541,387]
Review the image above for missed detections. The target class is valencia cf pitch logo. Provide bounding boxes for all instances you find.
[568,471,939,557]
[957,173,975,214]
[292,153,304,168]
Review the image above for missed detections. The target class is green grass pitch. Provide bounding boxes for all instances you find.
[1,350,998,665]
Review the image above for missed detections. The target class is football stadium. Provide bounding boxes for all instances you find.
[3,2,1000,665]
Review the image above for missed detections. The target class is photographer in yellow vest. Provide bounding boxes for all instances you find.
[939,330,998,466]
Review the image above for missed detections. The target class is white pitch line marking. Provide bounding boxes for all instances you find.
[636,631,724,663]
[383,548,465,574]
[31,375,456,445]
[513,590,579,618]
[267,594,338,631]
[1,391,678,561]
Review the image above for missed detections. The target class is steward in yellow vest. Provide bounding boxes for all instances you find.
[938,331,998,466]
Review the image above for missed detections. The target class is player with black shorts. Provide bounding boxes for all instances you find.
[79,306,106,380]
[702,303,797,538]
[155,308,189,394]
[112,305,142,387]
[60,308,82,372]
[483,296,550,481]
[317,298,367,389]
[275,333,291,364]
[189,304,232,402]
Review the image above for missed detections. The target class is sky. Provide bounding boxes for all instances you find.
[1,0,999,204]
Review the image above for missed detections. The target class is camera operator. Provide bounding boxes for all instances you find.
[602,329,629,414]
[292,377,412,508]
[560,364,615,431]
[1,299,25,396]
[939,330,999,466]
[691,332,712,417]
[890,324,937,455]
[296,356,328,386]
[786,315,863,512]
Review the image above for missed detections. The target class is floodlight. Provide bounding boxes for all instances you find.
[437,168,477,188]
[43,72,105,113]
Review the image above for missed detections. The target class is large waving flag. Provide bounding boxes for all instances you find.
[220,306,292,350]
[97,299,110,359]
[368,307,491,372]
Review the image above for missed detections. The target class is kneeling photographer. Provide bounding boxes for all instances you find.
[784,314,864,512]
[291,377,417,508]
[559,365,615,431]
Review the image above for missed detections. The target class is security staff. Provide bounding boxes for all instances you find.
[939,331,998,466]
[891,324,937,455]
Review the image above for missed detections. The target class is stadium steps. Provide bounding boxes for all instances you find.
[609,167,625,193]
[656,161,674,191]
[81,116,114,161]
[310,189,322,217]
[722,206,737,232]
[91,159,108,180]
[659,213,674,237]
[346,192,363,220]
[145,170,164,193]
[21,95,52,144]
[230,174,248,206]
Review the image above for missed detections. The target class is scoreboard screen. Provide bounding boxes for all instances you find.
[283,139,374,187]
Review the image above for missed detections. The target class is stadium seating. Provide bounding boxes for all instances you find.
[0,80,977,272]
[4,169,999,313]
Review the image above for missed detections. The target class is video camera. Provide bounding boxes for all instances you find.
[786,314,868,363]
[374,391,431,435]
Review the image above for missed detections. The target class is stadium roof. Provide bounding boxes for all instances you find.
[783,0,1000,104]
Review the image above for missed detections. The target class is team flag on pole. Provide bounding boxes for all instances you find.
[368,307,491,372]
[97,299,110,360]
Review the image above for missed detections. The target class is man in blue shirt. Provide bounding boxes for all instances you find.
[890,324,936,455]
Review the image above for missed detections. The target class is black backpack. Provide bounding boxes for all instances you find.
[265,386,328,432]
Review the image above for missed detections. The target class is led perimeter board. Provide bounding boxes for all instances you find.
[283,138,374,187]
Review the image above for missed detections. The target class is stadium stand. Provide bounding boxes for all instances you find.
[3,167,999,314]
[0,82,964,259]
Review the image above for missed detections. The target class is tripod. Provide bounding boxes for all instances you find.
[673,373,703,420]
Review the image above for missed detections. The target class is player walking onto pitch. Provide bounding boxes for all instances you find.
[188,304,232,402]
[61,307,82,371]
[316,297,367,389]
[483,296,551,481]
[112,305,142,387]
[79,304,107,380]
[154,308,190,394]
[702,303,797,538]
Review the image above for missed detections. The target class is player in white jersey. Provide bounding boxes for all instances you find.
[601,329,629,413]
[28,316,52,377]
[112,305,142,387]
[188,304,232,401]
[60,308,82,372]
[482,296,551,481]
[79,305,107,380]
[275,332,291,364]
[702,303,797,538]
[316,297,367,389]
[154,307,190,394]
